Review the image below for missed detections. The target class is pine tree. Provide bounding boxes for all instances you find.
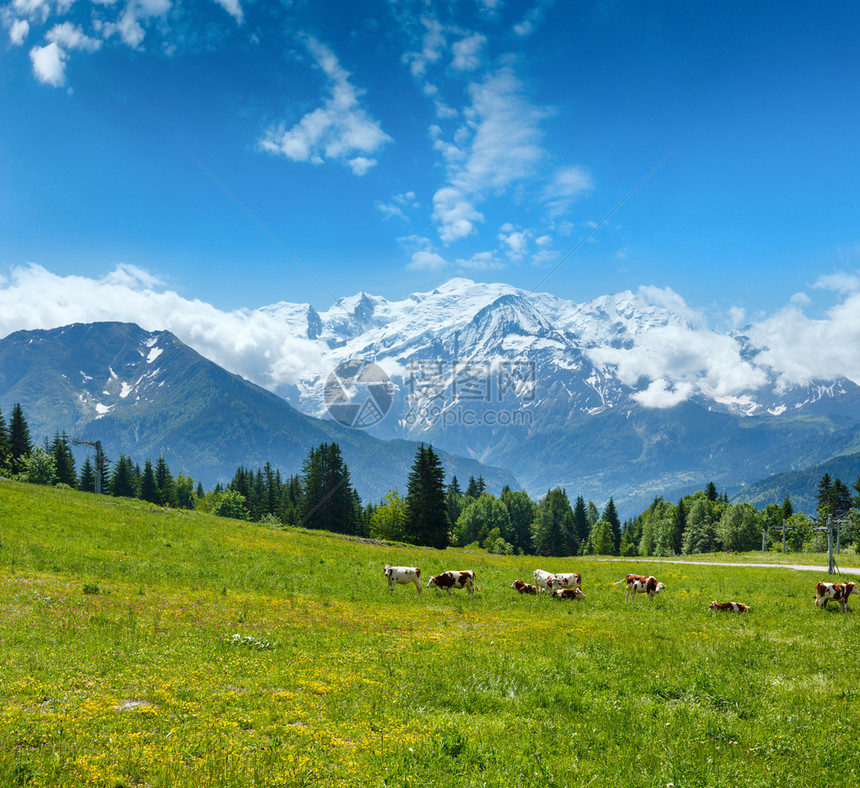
[705,481,718,502]
[300,443,360,534]
[602,497,621,554]
[154,456,174,506]
[571,496,589,552]
[109,455,138,498]
[49,431,77,487]
[782,495,794,521]
[465,475,480,499]
[79,457,96,493]
[8,403,32,475]
[403,444,449,549]
[140,460,159,503]
[0,407,10,471]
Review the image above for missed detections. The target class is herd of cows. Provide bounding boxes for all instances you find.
[383,564,859,614]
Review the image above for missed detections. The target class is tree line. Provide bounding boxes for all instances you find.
[1,402,858,556]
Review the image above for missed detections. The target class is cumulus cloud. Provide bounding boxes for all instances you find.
[747,291,860,387]
[407,251,449,271]
[543,165,593,216]
[430,66,549,242]
[47,21,102,51]
[212,0,243,24]
[451,32,485,71]
[259,36,392,174]
[814,270,860,294]
[29,41,67,86]
[632,379,695,409]
[455,251,505,271]
[8,18,29,44]
[0,263,326,388]
[402,15,445,78]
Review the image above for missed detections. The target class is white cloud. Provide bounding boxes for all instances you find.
[814,270,860,294]
[747,291,860,387]
[29,41,67,86]
[455,251,506,271]
[543,165,594,216]
[8,18,29,44]
[432,186,484,242]
[513,1,552,37]
[376,192,419,221]
[451,33,485,71]
[212,0,243,24]
[632,379,695,409]
[407,251,449,271]
[498,226,529,259]
[260,37,391,174]
[47,22,102,52]
[430,66,549,242]
[0,263,325,387]
[402,15,445,78]
[636,285,704,328]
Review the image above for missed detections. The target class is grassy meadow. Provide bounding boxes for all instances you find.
[1,478,859,787]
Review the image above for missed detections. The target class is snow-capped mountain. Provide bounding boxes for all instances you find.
[261,278,860,512]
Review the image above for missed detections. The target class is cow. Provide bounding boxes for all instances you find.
[614,574,666,601]
[552,587,586,600]
[709,601,750,613]
[384,565,422,594]
[533,569,557,591]
[548,572,582,592]
[511,579,539,595]
[427,570,475,596]
[814,581,858,613]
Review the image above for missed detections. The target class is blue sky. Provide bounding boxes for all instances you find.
[2,0,860,326]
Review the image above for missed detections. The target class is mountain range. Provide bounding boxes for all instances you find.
[264,278,860,513]
[1,277,858,517]
[0,322,518,503]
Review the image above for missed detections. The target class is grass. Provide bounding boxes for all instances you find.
[1,478,859,787]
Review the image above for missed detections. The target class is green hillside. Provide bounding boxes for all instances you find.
[2,479,859,787]
[732,451,860,513]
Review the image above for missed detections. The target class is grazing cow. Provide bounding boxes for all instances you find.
[384,565,422,595]
[548,572,582,592]
[533,569,557,590]
[614,574,666,601]
[511,579,539,595]
[427,570,475,595]
[814,581,857,613]
[552,587,586,600]
[709,601,750,613]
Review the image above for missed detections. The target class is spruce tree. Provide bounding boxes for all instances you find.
[300,443,360,534]
[9,403,32,475]
[571,496,589,552]
[49,431,77,487]
[704,481,718,502]
[79,457,96,493]
[0,407,10,471]
[403,444,449,549]
[140,460,159,503]
[154,456,174,506]
[602,497,621,554]
[109,455,138,498]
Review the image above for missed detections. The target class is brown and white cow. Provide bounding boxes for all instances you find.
[552,587,586,600]
[615,574,666,601]
[384,565,422,594]
[548,572,582,592]
[814,581,857,613]
[533,569,556,590]
[427,570,475,595]
[709,601,750,613]
[511,579,539,595]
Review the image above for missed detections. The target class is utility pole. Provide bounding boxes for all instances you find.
[781,519,786,553]
[72,439,104,494]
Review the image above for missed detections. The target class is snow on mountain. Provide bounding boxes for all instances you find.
[259,277,860,508]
